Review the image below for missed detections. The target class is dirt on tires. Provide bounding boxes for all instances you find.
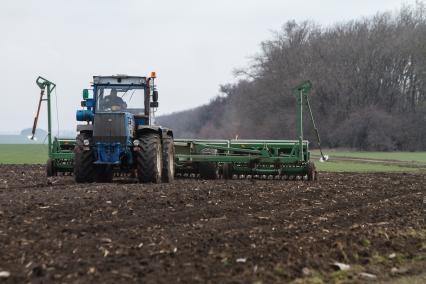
[0,165,425,283]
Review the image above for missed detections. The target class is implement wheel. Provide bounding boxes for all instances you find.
[222,163,233,180]
[307,162,317,181]
[199,162,219,180]
[46,158,57,177]
[162,136,175,183]
[74,133,95,183]
[136,133,162,183]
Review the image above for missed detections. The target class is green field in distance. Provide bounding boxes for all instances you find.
[312,150,426,172]
[0,144,425,172]
[0,144,48,164]
[312,149,426,163]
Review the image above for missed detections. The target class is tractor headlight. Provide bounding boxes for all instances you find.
[83,139,90,146]
[133,139,140,146]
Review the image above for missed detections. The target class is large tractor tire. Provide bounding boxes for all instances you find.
[199,162,219,180]
[136,133,162,183]
[74,133,95,183]
[162,136,175,183]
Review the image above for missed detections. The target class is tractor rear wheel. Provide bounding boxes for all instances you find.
[162,136,175,183]
[199,162,219,180]
[74,133,95,183]
[136,133,162,183]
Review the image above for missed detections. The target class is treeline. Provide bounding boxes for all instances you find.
[158,3,426,150]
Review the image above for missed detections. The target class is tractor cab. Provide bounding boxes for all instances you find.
[95,76,147,113]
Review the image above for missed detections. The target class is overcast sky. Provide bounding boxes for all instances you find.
[0,0,415,133]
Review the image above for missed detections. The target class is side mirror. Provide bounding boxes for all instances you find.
[82,89,89,99]
[153,90,158,102]
[150,102,159,108]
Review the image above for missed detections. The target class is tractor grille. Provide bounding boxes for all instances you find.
[93,113,127,145]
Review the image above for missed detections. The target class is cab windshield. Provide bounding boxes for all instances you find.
[96,86,145,115]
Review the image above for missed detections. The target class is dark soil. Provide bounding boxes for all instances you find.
[0,165,425,283]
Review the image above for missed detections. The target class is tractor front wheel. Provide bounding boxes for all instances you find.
[136,133,162,183]
[74,133,95,183]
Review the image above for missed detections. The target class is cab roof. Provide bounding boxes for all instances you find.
[93,75,147,86]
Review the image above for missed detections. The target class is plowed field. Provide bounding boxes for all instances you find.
[0,165,425,283]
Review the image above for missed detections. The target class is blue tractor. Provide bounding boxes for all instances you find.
[74,74,174,183]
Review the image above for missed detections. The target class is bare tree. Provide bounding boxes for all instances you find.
[158,2,426,150]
